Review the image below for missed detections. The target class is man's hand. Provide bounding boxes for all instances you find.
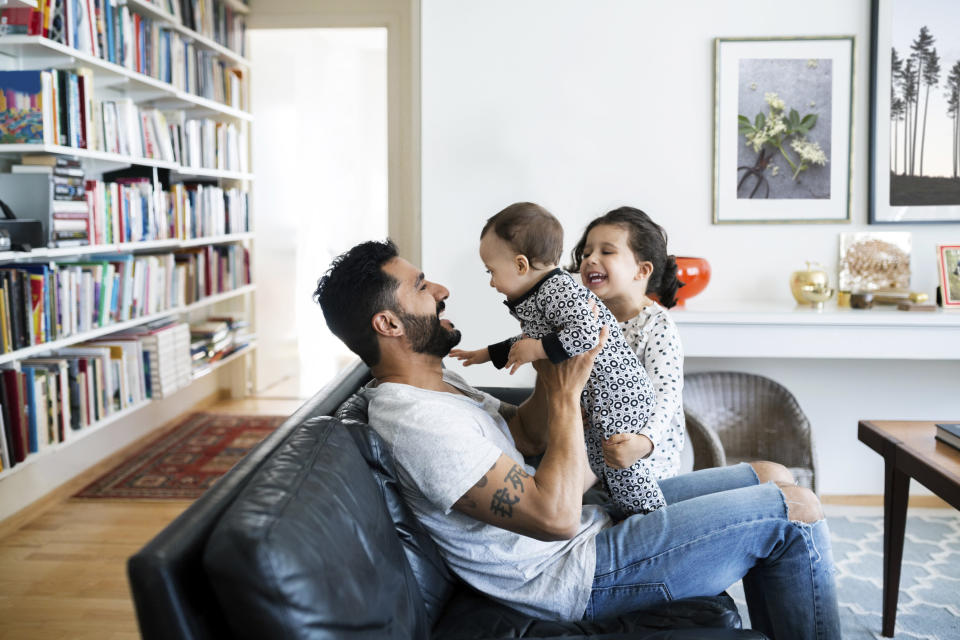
[602,433,654,469]
[533,324,608,398]
[449,347,491,367]
[505,338,547,374]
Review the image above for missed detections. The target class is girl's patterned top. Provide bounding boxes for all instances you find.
[619,302,685,480]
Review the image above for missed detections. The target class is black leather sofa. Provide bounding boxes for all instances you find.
[128,360,767,639]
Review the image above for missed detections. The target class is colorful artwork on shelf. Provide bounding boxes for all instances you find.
[0,70,48,144]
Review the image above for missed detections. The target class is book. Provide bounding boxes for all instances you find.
[1,368,28,463]
[0,70,54,145]
[935,423,960,451]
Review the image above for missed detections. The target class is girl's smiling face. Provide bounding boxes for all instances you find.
[579,224,650,300]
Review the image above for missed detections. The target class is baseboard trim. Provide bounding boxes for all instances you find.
[0,390,224,540]
[822,494,952,508]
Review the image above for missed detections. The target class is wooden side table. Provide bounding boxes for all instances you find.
[857,420,960,637]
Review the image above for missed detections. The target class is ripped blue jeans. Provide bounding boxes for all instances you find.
[585,463,840,640]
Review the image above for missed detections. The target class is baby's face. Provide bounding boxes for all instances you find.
[479,232,531,300]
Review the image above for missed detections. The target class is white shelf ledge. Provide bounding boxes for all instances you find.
[179,232,252,247]
[0,399,152,482]
[0,36,252,121]
[173,166,253,181]
[192,340,257,380]
[673,301,960,360]
[0,284,255,365]
[0,143,179,169]
[0,233,252,263]
[0,341,257,481]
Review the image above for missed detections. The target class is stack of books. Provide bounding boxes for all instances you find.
[117,320,191,399]
[12,156,90,247]
[189,315,250,375]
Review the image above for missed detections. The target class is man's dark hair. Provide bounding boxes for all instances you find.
[481,202,563,268]
[313,239,400,367]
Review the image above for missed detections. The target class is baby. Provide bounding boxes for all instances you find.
[451,202,666,515]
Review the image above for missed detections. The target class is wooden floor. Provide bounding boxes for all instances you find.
[0,396,304,640]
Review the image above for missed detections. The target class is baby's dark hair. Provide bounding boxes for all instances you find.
[481,202,563,269]
[568,206,684,308]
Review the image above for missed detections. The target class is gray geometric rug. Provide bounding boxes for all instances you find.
[727,510,960,639]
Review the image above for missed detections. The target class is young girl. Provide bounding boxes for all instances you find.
[569,206,685,481]
[450,202,666,515]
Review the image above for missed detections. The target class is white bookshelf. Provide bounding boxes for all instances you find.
[0,233,252,263]
[0,341,258,482]
[124,0,250,67]
[0,11,256,512]
[0,284,256,365]
[173,166,254,181]
[0,36,251,121]
[0,143,180,170]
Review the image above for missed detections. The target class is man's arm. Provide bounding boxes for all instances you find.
[452,326,608,541]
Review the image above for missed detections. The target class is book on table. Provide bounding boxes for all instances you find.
[935,423,960,451]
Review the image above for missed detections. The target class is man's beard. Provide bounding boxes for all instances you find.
[399,309,461,357]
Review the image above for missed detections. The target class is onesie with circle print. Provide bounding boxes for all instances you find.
[487,268,666,515]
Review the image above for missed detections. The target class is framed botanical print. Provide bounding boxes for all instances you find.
[938,244,960,306]
[869,0,960,223]
[713,36,855,224]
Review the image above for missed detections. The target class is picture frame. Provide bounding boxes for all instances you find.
[713,36,855,224]
[869,0,960,223]
[937,244,960,307]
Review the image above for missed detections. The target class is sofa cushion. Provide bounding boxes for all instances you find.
[203,416,429,639]
[336,392,457,627]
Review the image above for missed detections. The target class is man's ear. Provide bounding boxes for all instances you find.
[371,310,404,337]
[635,261,654,281]
[515,254,531,275]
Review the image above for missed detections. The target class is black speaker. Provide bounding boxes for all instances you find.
[0,198,44,252]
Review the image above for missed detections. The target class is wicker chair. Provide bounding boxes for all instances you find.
[683,372,818,494]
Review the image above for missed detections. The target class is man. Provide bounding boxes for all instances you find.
[314,239,840,639]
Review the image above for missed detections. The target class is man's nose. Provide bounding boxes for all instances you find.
[426,280,449,300]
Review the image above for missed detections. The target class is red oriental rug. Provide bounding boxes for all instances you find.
[73,412,286,500]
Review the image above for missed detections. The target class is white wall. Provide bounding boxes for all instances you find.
[421,0,960,495]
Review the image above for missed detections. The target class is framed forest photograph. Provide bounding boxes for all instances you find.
[713,36,855,224]
[869,0,960,223]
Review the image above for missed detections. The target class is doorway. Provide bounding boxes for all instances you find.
[249,28,388,398]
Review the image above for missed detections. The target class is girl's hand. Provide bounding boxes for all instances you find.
[602,433,654,469]
[449,347,491,366]
[505,338,547,374]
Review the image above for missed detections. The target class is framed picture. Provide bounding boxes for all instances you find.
[869,0,960,223]
[938,244,960,306]
[713,36,855,224]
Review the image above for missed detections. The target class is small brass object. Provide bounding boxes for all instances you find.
[790,262,835,308]
[837,291,851,307]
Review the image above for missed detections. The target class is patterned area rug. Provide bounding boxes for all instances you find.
[74,413,286,500]
[728,510,960,639]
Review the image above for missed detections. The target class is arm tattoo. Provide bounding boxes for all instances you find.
[490,488,520,517]
[504,464,529,493]
[476,475,488,487]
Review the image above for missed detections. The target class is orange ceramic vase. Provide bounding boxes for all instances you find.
[674,257,711,306]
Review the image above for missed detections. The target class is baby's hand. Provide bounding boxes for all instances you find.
[505,338,547,375]
[602,433,654,469]
[449,347,491,366]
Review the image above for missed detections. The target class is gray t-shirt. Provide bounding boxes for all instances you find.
[361,370,611,621]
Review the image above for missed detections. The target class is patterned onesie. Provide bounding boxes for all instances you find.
[487,269,666,515]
